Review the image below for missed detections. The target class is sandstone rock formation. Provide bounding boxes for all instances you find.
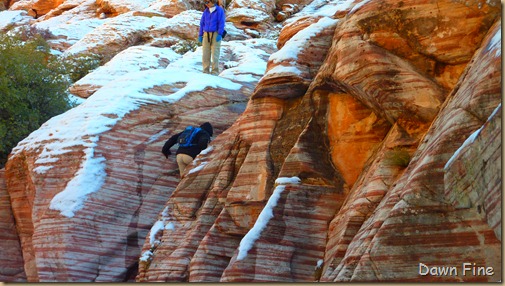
[0,10,33,31]
[0,169,27,282]
[136,0,501,282]
[4,73,259,281]
[0,0,501,283]
[9,0,64,17]
[69,45,182,98]
[2,0,275,278]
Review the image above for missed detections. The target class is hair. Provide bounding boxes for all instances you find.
[200,122,213,137]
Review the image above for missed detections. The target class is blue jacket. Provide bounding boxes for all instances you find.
[199,6,225,37]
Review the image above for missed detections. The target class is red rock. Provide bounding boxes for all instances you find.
[10,0,64,17]
[320,18,502,283]
[2,0,501,283]
[0,169,27,282]
[5,73,254,281]
[138,0,500,283]
[443,21,502,241]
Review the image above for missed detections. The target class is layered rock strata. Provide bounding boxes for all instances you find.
[1,0,501,283]
[136,0,501,282]
[0,169,27,282]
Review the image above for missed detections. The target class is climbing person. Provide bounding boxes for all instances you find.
[198,0,226,75]
[162,122,214,176]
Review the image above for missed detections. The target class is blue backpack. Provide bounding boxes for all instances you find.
[178,126,202,147]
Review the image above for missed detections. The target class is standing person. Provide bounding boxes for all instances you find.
[198,0,226,75]
[162,122,213,176]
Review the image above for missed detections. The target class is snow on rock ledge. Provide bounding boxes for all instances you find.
[69,46,182,98]
[5,68,246,281]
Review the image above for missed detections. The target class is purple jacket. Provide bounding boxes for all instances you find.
[199,5,225,37]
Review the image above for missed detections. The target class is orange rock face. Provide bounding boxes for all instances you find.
[10,0,64,17]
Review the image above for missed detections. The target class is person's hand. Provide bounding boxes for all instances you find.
[216,34,222,42]
[198,36,203,43]
[162,145,172,158]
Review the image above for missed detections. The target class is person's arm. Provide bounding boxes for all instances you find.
[217,7,225,36]
[199,11,206,37]
[162,133,180,158]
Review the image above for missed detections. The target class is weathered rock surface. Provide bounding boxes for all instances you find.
[445,103,501,240]
[0,0,501,283]
[136,0,501,283]
[0,10,33,31]
[4,70,259,281]
[0,169,27,282]
[226,0,275,35]
[320,17,502,283]
[96,0,158,16]
[69,46,182,98]
[31,0,104,52]
[9,0,64,17]
[2,1,275,277]
[61,13,169,61]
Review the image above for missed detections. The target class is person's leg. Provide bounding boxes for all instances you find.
[176,153,194,176]
[202,32,211,74]
[210,32,222,75]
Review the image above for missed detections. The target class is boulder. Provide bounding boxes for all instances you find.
[69,46,182,98]
[9,0,64,17]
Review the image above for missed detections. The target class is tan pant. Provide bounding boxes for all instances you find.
[202,32,222,75]
[176,153,194,176]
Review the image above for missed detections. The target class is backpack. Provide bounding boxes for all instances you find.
[178,126,202,147]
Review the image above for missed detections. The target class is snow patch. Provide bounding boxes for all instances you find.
[73,46,181,89]
[444,127,483,170]
[263,65,302,78]
[285,0,354,24]
[165,222,175,230]
[237,185,285,260]
[186,146,214,175]
[270,17,337,64]
[147,129,170,144]
[486,26,501,58]
[236,176,301,260]
[68,93,86,106]
[142,208,176,262]
[33,165,54,174]
[0,10,32,30]
[63,12,169,56]
[200,146,214,155]
[14,69,240,218]
[275,176,301,185]
[444,103,501,170]
[149,220,165,246]
[139,250,153,262]
[226,8,271,23]
[349,0,372,14]
[49,146,106,217]
[487,103,502,121]
[188,161,208,174]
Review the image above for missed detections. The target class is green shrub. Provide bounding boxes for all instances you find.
[0,31,99,168]
[171,40,199,55]
[384,147,411,168]
[61,53,102,83]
